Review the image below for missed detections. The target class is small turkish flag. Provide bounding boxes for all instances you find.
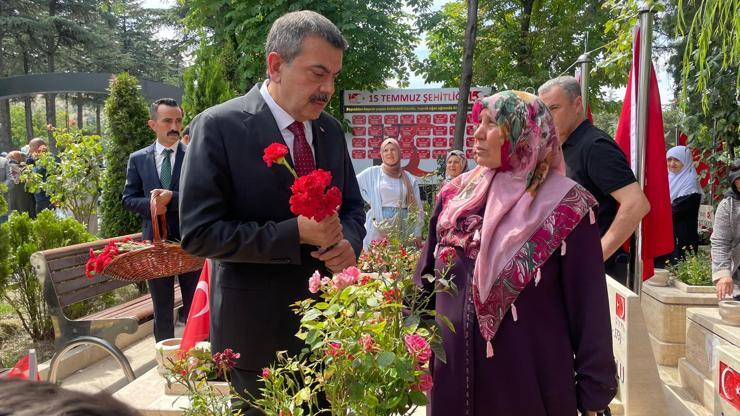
[615,293,626,321]
[179,260,210,355]
[5,352,40,381]
[719,361,740,410]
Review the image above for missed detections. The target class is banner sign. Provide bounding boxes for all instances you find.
[343,87,491,177]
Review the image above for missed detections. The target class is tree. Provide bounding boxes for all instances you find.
[99,72,154,238]
[21,127,104,228]
[182,40,238,124]
[452,0,478,151]
[181,0,431,119]
[420,1,614,97]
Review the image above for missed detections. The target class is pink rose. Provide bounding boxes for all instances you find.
[309,270,322,293]
[415,373,433,391]
[332,266,360,290]
[262,367,270,378]
[404,334,432,363]
[437,246,456,263]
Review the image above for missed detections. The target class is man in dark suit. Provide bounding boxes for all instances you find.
[179,10,366,408]
[122,98,199,342]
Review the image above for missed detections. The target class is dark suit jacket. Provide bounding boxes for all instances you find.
[122,141,186,241]
[179,84,366,372]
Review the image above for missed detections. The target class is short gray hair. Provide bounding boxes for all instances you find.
[266,10,348,65]
[538,76,582,101]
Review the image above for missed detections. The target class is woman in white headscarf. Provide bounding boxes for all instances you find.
[356,138,424,249]
[664,145,703,263]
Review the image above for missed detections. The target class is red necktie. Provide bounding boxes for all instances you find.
[287,121,316,176]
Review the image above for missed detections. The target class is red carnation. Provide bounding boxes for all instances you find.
[263,143,289,167]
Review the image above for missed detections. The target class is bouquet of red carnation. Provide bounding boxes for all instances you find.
[289,169,342,222]
[85,237,151,279]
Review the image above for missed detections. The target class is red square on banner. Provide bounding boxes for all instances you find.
[352,150,367,159]
[433,149,447,158]
[466,125,475,135]
[615,293,625,320]
[417,125,432,136]
[417,114,432,124]
[384,126,399,137]
[418,150,431,159]
[352,138,366,148]
[399,137,413,148]
[400,114,415,124]
[433,137,448,148]
[400,126,416,137]
[466,149,475,158]
[368,126,383,136]
[466,137,475,147]
[416,137,431,147]
[368,115,382,125]
[369,149,381,159]
[433,125,447,136]
[352,127,366,136]
[368,137,383,147]
[449,126,456,135]
[449,113,456,124]
[466,112,473,123]
[433,114,448,124]
[384,114,399,125]
[352,115,367,125]
[401,149,413,159]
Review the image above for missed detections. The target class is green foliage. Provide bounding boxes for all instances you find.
[20,128,104,229]
[0,183,7,218]
[419,1,616,98]
[100,73,153,238]
[9,102,47,149]
[181,0,431,120]
[667,248,713,286]
[182,40,239,124]
[0,211,94,341]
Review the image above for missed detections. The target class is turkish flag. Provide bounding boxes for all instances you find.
[5,353,40,381]
[179,260,210,355]
[614,26,674,280]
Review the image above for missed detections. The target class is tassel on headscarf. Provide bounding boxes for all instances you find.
[511,303,518,322]
[486,340,494,358]
[589,207,596,224]
[560,241,567,256]
[534,268,541,287]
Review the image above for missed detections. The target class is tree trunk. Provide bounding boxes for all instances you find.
[516,0,535,75]
[46,0,58,152]
[0,100,11,152]
[24,97,34,140]
[95,102,101,134]
[45,93,56,151]
[77,95,83,129]
[452,0,479,151]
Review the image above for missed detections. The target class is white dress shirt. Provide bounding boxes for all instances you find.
[154,140,178,179]
[259,80,315,159]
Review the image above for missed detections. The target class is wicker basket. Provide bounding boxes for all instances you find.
[103,198,204,282]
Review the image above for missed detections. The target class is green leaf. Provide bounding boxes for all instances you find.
[409,390,429,406]
[431,340,446,364]
[301,309,322,322]
[376,351,396,368]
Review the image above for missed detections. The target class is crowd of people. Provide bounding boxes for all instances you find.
[0,137,54,223]
[1,9,738,416]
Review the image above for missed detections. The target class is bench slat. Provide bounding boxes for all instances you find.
[53,272,123,295]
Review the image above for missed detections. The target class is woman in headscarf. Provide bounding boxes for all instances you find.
[356,138,424,249]
[443,149,468,185]
[661,145,703,264]
[414,91,616,416]
[712,159,740,300]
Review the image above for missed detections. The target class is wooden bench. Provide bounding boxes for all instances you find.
[31,233,183,353]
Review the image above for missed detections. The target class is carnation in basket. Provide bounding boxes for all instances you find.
[85,237,151,279]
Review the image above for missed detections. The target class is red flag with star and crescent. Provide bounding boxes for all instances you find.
[5,353,40,381]
[179,260,210,355]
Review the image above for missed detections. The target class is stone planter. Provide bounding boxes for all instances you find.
[672,279,715,294]
[155,338,182,376]
[641,283,717,366]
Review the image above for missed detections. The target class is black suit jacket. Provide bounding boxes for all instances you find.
[179,84,366,371]
[122,141,186,241]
